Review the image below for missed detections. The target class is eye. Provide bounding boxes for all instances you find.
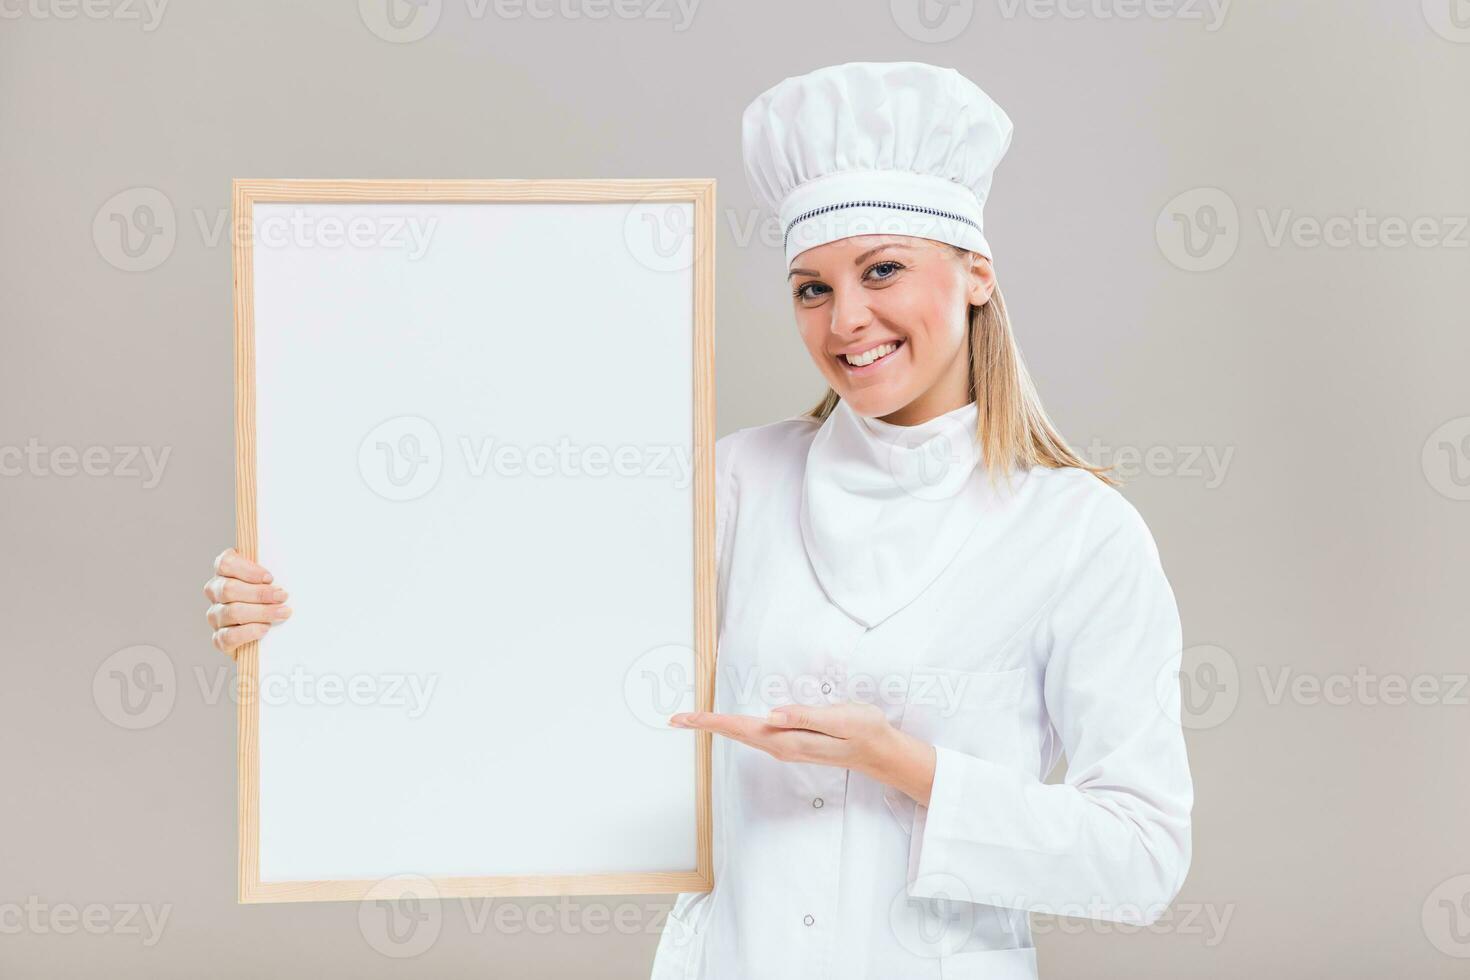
[793,281,830,302]
[865,260,904,282]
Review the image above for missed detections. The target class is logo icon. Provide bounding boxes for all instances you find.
[1160,643,1239,730]
[1156,187,1240,272]
[1424,0,1470,42]
[359,416,443,502]
[624,643,697,728]
[890,0,974,43]
[93,188,177,272]
[885,411,977,502]
[93,644,177,730]
[1423,874,1470,957]
[1422,416,1470,501]
[623,198,700,274]
[889,873,979,958]
[358,874,442,957]
[359,0,442,43]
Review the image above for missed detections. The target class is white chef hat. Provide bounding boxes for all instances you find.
[741,61,1014,267]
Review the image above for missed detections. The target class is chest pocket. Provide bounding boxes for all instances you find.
[883,665,1028,833]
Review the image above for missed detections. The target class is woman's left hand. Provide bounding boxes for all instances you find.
[668,702,937,806]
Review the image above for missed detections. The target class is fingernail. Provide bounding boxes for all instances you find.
[276,606,292,619]
[272,589,288,602]
[263,572,273,583]
[767,711,788,724]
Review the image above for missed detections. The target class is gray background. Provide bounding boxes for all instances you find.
[3,0,1468,976]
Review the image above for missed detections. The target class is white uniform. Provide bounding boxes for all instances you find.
[649,397,1194,980]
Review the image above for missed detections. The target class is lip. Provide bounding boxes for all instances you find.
[835,338,905,376]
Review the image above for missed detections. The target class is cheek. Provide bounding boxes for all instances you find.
[878,291,965,358]
[795,313,833,363]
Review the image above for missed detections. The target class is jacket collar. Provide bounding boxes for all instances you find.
[799,396,993,629]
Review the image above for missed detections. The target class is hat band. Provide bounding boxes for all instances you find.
[777,169,990,264]
[784,199,981,250]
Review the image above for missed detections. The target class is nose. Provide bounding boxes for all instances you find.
[827,285,874,343]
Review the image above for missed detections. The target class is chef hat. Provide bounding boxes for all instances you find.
[741,61,1014,267]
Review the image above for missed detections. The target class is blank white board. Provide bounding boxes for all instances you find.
[231,179,716,903]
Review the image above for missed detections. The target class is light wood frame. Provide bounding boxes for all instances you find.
[231,178,717,903]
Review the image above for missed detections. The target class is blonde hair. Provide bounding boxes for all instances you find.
[804,261,1117,488]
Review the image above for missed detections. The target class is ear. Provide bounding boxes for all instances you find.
[965,251,997,306]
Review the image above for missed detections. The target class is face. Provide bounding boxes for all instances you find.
[787,235,996,425]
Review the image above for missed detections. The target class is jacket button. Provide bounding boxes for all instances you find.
[803,914,815,926]
[812,797,824,809]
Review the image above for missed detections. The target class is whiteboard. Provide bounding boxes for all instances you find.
[231,180,716,903]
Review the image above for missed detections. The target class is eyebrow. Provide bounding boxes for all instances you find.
[787,243,910,280]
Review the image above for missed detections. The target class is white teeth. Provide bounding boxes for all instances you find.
[844,342,898,367]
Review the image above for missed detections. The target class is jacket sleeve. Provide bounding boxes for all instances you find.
[903,487,1194,925]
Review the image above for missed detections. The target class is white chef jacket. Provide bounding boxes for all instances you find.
[649,401,1193,980]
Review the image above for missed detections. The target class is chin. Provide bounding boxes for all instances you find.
[823,334,918,419]
[831,383,909,419]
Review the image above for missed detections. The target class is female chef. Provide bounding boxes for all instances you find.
[201,61,1193,980]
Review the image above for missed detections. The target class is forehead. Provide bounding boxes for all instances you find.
[788,234,938,272]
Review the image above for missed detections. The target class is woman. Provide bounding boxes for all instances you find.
[202,62,1193,979]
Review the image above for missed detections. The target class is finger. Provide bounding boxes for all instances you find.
[777,729,848,764]
[672,715,781,756]
[206,601,293,629]
[203,576,288,604]
[764,703,854,737]
[712,725,843,766]
[212,621,270,655]
[213,548,273,584]
[669,713,844,765]
[669,711,772,742]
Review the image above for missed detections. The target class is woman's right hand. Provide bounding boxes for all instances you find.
[203,547,291,656]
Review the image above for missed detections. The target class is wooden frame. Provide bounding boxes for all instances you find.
[231,178,717,903]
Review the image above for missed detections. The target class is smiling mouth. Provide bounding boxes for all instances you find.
[837,339,904,371]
